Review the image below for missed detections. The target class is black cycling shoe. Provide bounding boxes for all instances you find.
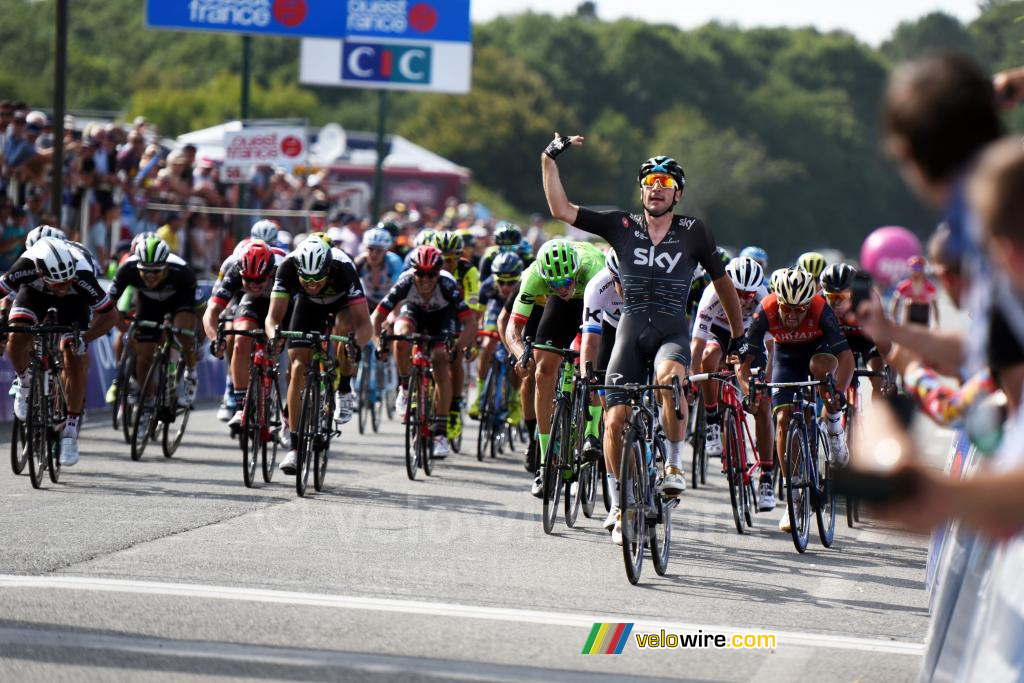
[582,435,602,463]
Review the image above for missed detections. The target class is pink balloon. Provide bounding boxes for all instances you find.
[860,226,922,287]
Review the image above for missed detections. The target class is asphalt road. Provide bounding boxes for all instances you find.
[0,385,945,683]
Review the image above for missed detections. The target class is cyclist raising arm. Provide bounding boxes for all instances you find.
[541,135,744,541]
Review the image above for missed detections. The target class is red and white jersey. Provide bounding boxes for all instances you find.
[895,277,937,305]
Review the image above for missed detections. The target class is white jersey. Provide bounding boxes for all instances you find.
[693,282,768,341]
[582,268,623,334]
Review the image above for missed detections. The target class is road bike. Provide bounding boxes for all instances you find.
[689,369,769,534]
[593,370,683,584]
[217,326,285,488]
[757,375,838,553]
[277,329,350,496]
[382,332,451,480]
[355,339,395,434]
[0,309,77,488]
[130,314,196,461]
[474,331,516,462]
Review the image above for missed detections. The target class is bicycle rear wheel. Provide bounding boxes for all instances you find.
[296,379,319,497]
[691,394,706,489]
[46,381,66,484]
[10,417,28,475]
[649,438,671,576]
[27,371,48,489]
[815,426,836,548]
[723,408,747,534]
[371,357,384,433]
[620,427,646,585]
[784,420,810,553]
[241,377,262,488]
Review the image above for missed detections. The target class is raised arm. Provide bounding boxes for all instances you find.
[540,133,584,224]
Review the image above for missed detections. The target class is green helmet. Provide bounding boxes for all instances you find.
[537,239,580,284]
[797,251,827,280]
[414,229,438,247]
[134,236,170,266]
[436,230,463,255]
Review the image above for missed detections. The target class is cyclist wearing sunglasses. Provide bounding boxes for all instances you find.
[355,226,403,312]
[267,237,372,475]
[437,230,483,443]
[737,268,854,532]
[506,239,606,498]
[1,237,118,465]
[371,245,477,457]
[203,239,285,430]
[821,263,890,398]
[692,256,775,508]
[108,237,200,423]
[479,222,535,281]
[469,251,524,423]
[542,138,746,510]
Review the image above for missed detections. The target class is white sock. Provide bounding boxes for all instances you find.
[607,474,619,507]
[65,413,80,439]
[667,440,684,470]
[826,413,843,435]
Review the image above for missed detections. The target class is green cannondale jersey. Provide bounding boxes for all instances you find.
[510,241,605,321]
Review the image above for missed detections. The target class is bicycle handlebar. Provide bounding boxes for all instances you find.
[135,319,196,336]
[277,330,352,345]
[0,323,78,335]
[590,376,684,419]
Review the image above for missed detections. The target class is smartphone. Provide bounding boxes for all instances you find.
[833,467,918,503]
[850,271,874,312]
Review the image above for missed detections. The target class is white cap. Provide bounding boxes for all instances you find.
[327,226,345,242]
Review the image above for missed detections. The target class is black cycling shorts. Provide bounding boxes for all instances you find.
[907,302,930,325]
[847,334,880,364]
[605,317,690,408]
[135,288,197,343]
[10,286,91,331]
[236,293,272,325]
[596,319,616,373]
[770,338,835,411]
[535,296,583,349]
[397,303,457,340]
[287,296,349,349]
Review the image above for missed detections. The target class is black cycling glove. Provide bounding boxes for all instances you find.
[543,135,573,159]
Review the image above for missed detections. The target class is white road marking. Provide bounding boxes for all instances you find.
[0,574,923,656]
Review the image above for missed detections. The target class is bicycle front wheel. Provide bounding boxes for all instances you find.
[580,460,598,518]
[314,384,331,492]
[476,370,494,462]
[241,375,262,488]
[27,371,48,489]
[404,370,420,480]
[10,417,28,475]
[262,380,280,483]
[619,427,646,585]
[357,359,369,435]
[296,378,319,497]
[784,420,811,553]
[815,425,836,548]
[541,401,567,535]
[723,408,747,534]
[131,357,163,461]
[691,394,707,489]
[649,437,672,576]
[420,375,435,476]
[162,364,190,458]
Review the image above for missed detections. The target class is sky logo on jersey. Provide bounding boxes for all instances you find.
[582,623,634,654]
[342,41,432,84]
[633,247,681,274]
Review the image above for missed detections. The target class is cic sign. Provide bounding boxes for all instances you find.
[300,1,471,94]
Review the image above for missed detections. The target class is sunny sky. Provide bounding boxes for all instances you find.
[470,0,982,46]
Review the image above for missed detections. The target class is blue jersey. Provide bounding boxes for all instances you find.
[355,251,403,304]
